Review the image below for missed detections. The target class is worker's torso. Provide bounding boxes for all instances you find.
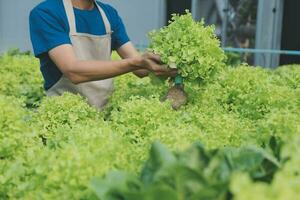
[30,0,129,90]
[44,0,114,109]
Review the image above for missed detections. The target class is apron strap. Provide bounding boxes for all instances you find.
[95,2,112,34]
[62,0,77,35]
[63,0,112,35]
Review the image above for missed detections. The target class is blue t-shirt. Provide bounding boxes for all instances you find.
[29,0,130,90]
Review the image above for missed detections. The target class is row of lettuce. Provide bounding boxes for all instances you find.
[0,53,300,200]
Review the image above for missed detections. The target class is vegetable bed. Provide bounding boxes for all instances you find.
[1,53,299,200]
[1,13,300,200]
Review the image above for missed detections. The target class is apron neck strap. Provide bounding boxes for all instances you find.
[63,0,76,34]
[95,2,112,34]
[63,0,112,35]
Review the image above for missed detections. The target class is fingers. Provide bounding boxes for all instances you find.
[142,52,178,78]
[144,52,163,64]
[155,70,178,77]
[148,61,175,73]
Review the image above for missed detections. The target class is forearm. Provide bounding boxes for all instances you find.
[67,58,140,84]
[117,42,150,78]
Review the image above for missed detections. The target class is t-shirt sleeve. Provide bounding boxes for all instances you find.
[108,6,130,50]
[29,7,71,57]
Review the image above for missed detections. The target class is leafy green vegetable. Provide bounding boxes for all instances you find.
[92,142,280,200]
[0,95,37,160]
[148,11,226,83]
[231,136,300,200]
[0,45,300,199]
[0,53,44,107]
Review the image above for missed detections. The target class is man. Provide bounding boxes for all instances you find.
[30,0,176,109]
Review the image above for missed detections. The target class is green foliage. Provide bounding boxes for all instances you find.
[92,142,279,200]
[0,47,300,199]
[199,65,299,120]
[1,125,135,199]
[0,54,44,107]
[0,95,37,160]
[0,94,140,200]
[225,51,242,66]
[1,125,134,200]
[0,95,39,199]
[148,11,226,83]
[255,109,300,144]
[110,96,174,142]
[273,65,300,89]
[108,95,202,164]
[230,136,300,200]
[31,93,101,131]
[108,74,167,108]
[6,48,32,56]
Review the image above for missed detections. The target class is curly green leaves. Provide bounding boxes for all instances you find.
[148,11,226,84]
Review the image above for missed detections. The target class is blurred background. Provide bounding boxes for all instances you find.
[0,0,299,67]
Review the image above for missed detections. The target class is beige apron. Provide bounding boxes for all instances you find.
[46,0,114,109]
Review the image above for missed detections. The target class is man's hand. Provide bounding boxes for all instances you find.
[136,53,177,77]
[117,42,177,78]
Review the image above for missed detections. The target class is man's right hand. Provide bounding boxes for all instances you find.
[134,53,177,77]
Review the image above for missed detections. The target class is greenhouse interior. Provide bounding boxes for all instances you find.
[0,0,299,199]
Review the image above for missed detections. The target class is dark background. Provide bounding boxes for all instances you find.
[280,0,300,65]
[166,0,192,24]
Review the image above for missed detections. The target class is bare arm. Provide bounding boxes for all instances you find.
[116,42,150,78]
[49,44,172,84]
